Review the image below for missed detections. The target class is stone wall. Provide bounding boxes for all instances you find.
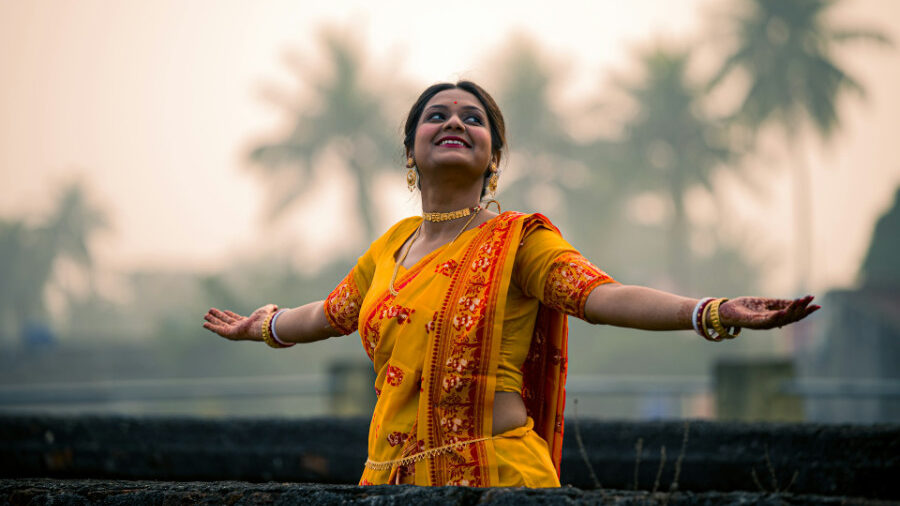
[2,479,892,505]
[1,415,898,502]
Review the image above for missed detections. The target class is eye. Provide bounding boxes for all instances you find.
[426,112,445,122]
[465,114,484,125]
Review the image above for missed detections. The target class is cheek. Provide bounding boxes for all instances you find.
[414,124,440,148]
[473,130,493,156]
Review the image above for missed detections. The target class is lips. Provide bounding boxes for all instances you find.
[436,136,470,148]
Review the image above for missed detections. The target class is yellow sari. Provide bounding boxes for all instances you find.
[324,211,614,487]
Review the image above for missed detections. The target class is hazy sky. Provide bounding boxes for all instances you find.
[1,0,898,296]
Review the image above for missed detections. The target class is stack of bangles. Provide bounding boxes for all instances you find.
[261,309,295,348]
[691,298,741,342]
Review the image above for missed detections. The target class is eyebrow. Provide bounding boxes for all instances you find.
[425,104,485,114]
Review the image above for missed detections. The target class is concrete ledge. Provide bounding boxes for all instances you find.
[0,479,893,505]
[1,415,898,500]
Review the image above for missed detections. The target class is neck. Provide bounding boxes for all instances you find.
[419,183,484,238]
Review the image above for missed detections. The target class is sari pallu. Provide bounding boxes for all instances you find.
[324,211,614,487]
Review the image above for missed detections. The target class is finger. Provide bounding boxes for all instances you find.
[204,312,226,325]
[782,297,813,324]
[224,310,242,320]
[213,309,239,324]
[801,304,821,319]
[209,308,232,321]
[206,312,237,327]
[789,296,813,315]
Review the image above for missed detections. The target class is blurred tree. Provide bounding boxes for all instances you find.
[0,182,107,346]
[490,36,620,258]
[708,0,891,294]
[249,30,399,243]
[615,47,732,292]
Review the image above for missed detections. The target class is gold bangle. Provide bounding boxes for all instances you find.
[709,298,741,340]
[260,312,288,348]
[700,299,723,342]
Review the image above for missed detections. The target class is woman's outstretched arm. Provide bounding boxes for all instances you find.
[203,301,342,344]
[583,283,819,331]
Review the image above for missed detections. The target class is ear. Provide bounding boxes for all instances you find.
[492,151,501,168]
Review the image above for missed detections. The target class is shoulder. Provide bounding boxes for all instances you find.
[480,211,561,235]
[522,212,562,236]
[517,213,575,257]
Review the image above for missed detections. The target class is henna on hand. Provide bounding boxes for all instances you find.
[203,304,278,341]
[718,295,820,330]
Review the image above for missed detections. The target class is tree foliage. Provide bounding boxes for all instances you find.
[0,183,107,345]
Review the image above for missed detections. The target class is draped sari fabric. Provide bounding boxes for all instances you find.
[324,211,614,487]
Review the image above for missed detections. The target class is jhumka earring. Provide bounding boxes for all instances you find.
[487,162,499,198]
[406,156,417,192]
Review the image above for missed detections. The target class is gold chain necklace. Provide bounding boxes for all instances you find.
[422,205,481,222]
[389,207,482,296]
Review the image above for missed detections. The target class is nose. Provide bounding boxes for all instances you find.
[443,113,466,131]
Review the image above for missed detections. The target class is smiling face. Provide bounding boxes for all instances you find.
[411,88,495,188]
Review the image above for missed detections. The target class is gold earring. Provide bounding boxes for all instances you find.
[487,162,499,198]
[406,157,418,192]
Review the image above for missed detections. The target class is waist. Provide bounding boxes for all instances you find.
[364,417,535,471]
[493,390,527,435]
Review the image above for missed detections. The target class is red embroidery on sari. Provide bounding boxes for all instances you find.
[425,311,437,334]
[424,212,525,487]
[441,374,464,392]
[386,364,404,386]
[435,259,458,276]
[543,252,614,319]
[387,431,408,447]
[379,304,415,324]
[520,303,570,477]
[324,270,363,335]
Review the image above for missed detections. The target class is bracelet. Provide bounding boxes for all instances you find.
[270,309,294,347]
[261,311,292,349]
[709,298,741,340]
[692,297,714,336]
[700,299,723,341]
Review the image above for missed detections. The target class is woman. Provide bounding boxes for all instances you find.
[203,81,818,488]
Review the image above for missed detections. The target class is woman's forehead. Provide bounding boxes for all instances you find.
[423,89,484,111]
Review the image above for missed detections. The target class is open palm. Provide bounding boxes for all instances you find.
[719,296,819,330]
[203,304,277,342]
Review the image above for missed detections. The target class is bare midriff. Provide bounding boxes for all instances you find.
[492,391,528,435]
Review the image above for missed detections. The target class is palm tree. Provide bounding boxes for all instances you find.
[0,182,107,346]
[615,47,732,292]
[249,30,399,243]
[490,37,621,258]
[708,0,890,294]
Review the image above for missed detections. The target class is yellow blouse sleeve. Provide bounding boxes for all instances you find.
[323,218,415,335]
[514,221,616,321]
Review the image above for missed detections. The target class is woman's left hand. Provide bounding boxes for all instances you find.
[719,295,820,330]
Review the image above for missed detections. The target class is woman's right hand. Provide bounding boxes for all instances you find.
[203,304,278,342]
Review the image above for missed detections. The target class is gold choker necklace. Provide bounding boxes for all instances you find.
[422,206,481,222]
[390,207,482,296]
